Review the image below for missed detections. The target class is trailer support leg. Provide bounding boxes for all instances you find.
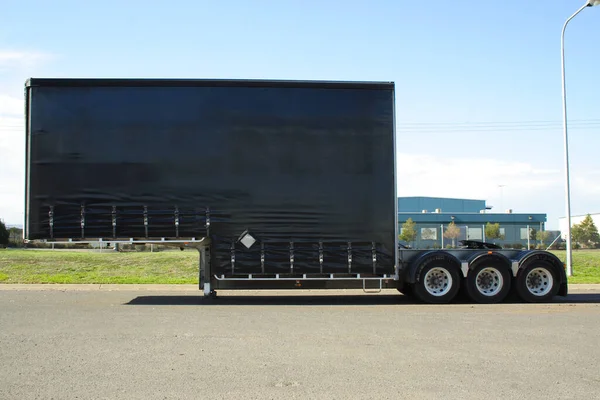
[204,282,212,297]
[198,247,204,292]
[199,246,216,298]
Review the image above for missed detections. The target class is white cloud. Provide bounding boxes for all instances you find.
[396,152,561,202]
[0,116,25,225]
[396,152,571,228]
[0,94,24,116]
[573,175,600,198]
[0,50,50,67]
[0,49,51,225]
[395,152,600,229]
[0,49,55,96]
[585,169,600,177]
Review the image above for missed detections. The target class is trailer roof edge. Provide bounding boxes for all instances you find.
[25,78,395,90]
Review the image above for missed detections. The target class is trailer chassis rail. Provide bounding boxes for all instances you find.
[213,273,389,293]
[28,238,207,245]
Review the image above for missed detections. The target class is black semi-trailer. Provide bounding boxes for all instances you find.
[24,78,568,304]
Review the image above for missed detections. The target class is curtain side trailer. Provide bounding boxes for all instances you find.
[24,78,568,304]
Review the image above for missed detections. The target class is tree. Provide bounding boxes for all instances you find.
[421,227,436,240]
[399,218,417,247]
[0,220,9,247]
[571,214,600,249]
[528,227,537,241]
[485,222,504,242]
[8,227,23,247]
[535,230,552,247]
[443,221,460,248]
[571,223,584,249]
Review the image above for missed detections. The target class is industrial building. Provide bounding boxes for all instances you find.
[397,196,554,249]
[558,213,600,239]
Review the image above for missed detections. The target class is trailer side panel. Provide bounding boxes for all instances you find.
[25,79,397,276]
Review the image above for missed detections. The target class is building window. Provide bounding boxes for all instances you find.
[468,227,482,240]
[520,228,530,240]
[421,227,437,240]
[499,228,505,237]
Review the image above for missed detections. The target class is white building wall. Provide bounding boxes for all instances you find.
[558,213,600,239]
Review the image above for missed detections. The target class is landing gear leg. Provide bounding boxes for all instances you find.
[199,246,217,299]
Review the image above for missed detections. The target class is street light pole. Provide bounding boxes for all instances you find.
[561,0,599,277]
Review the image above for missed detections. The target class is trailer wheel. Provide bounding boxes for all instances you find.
[413,263,460,304]
[516,262,559,303]
[466,264,511,304]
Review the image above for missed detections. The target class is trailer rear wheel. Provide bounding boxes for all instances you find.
[516,263,559,303]
[413,264,460,304]
[466,264,511,304]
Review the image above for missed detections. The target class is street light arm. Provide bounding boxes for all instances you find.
[562,4,590,39]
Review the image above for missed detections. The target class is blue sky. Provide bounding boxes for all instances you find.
[1,0,599,229]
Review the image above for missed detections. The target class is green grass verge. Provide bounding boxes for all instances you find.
[550,250,600,284]
[1,248,599,285]
[0,249,199,284]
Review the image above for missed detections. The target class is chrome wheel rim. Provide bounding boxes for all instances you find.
[424,267,452,297]
[526,267,553,297]
[475,267,503,297]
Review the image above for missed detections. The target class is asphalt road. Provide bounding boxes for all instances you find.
[1,287,600,400]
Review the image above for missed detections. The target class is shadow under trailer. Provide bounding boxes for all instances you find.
[23,78,568,304]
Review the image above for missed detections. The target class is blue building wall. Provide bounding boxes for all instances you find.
[397,197,550,249]
[398,197,488,213]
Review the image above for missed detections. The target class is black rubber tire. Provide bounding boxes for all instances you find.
[413,263,460,304]
[516,262,559,303]
[465,263,511,304]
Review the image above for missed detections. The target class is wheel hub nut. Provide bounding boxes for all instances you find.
[478,274,492,288]
[529,275,541,288]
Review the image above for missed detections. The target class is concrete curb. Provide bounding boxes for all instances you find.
[0,283,599,293]
[568,284,600,292]
[0,284,200,291]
